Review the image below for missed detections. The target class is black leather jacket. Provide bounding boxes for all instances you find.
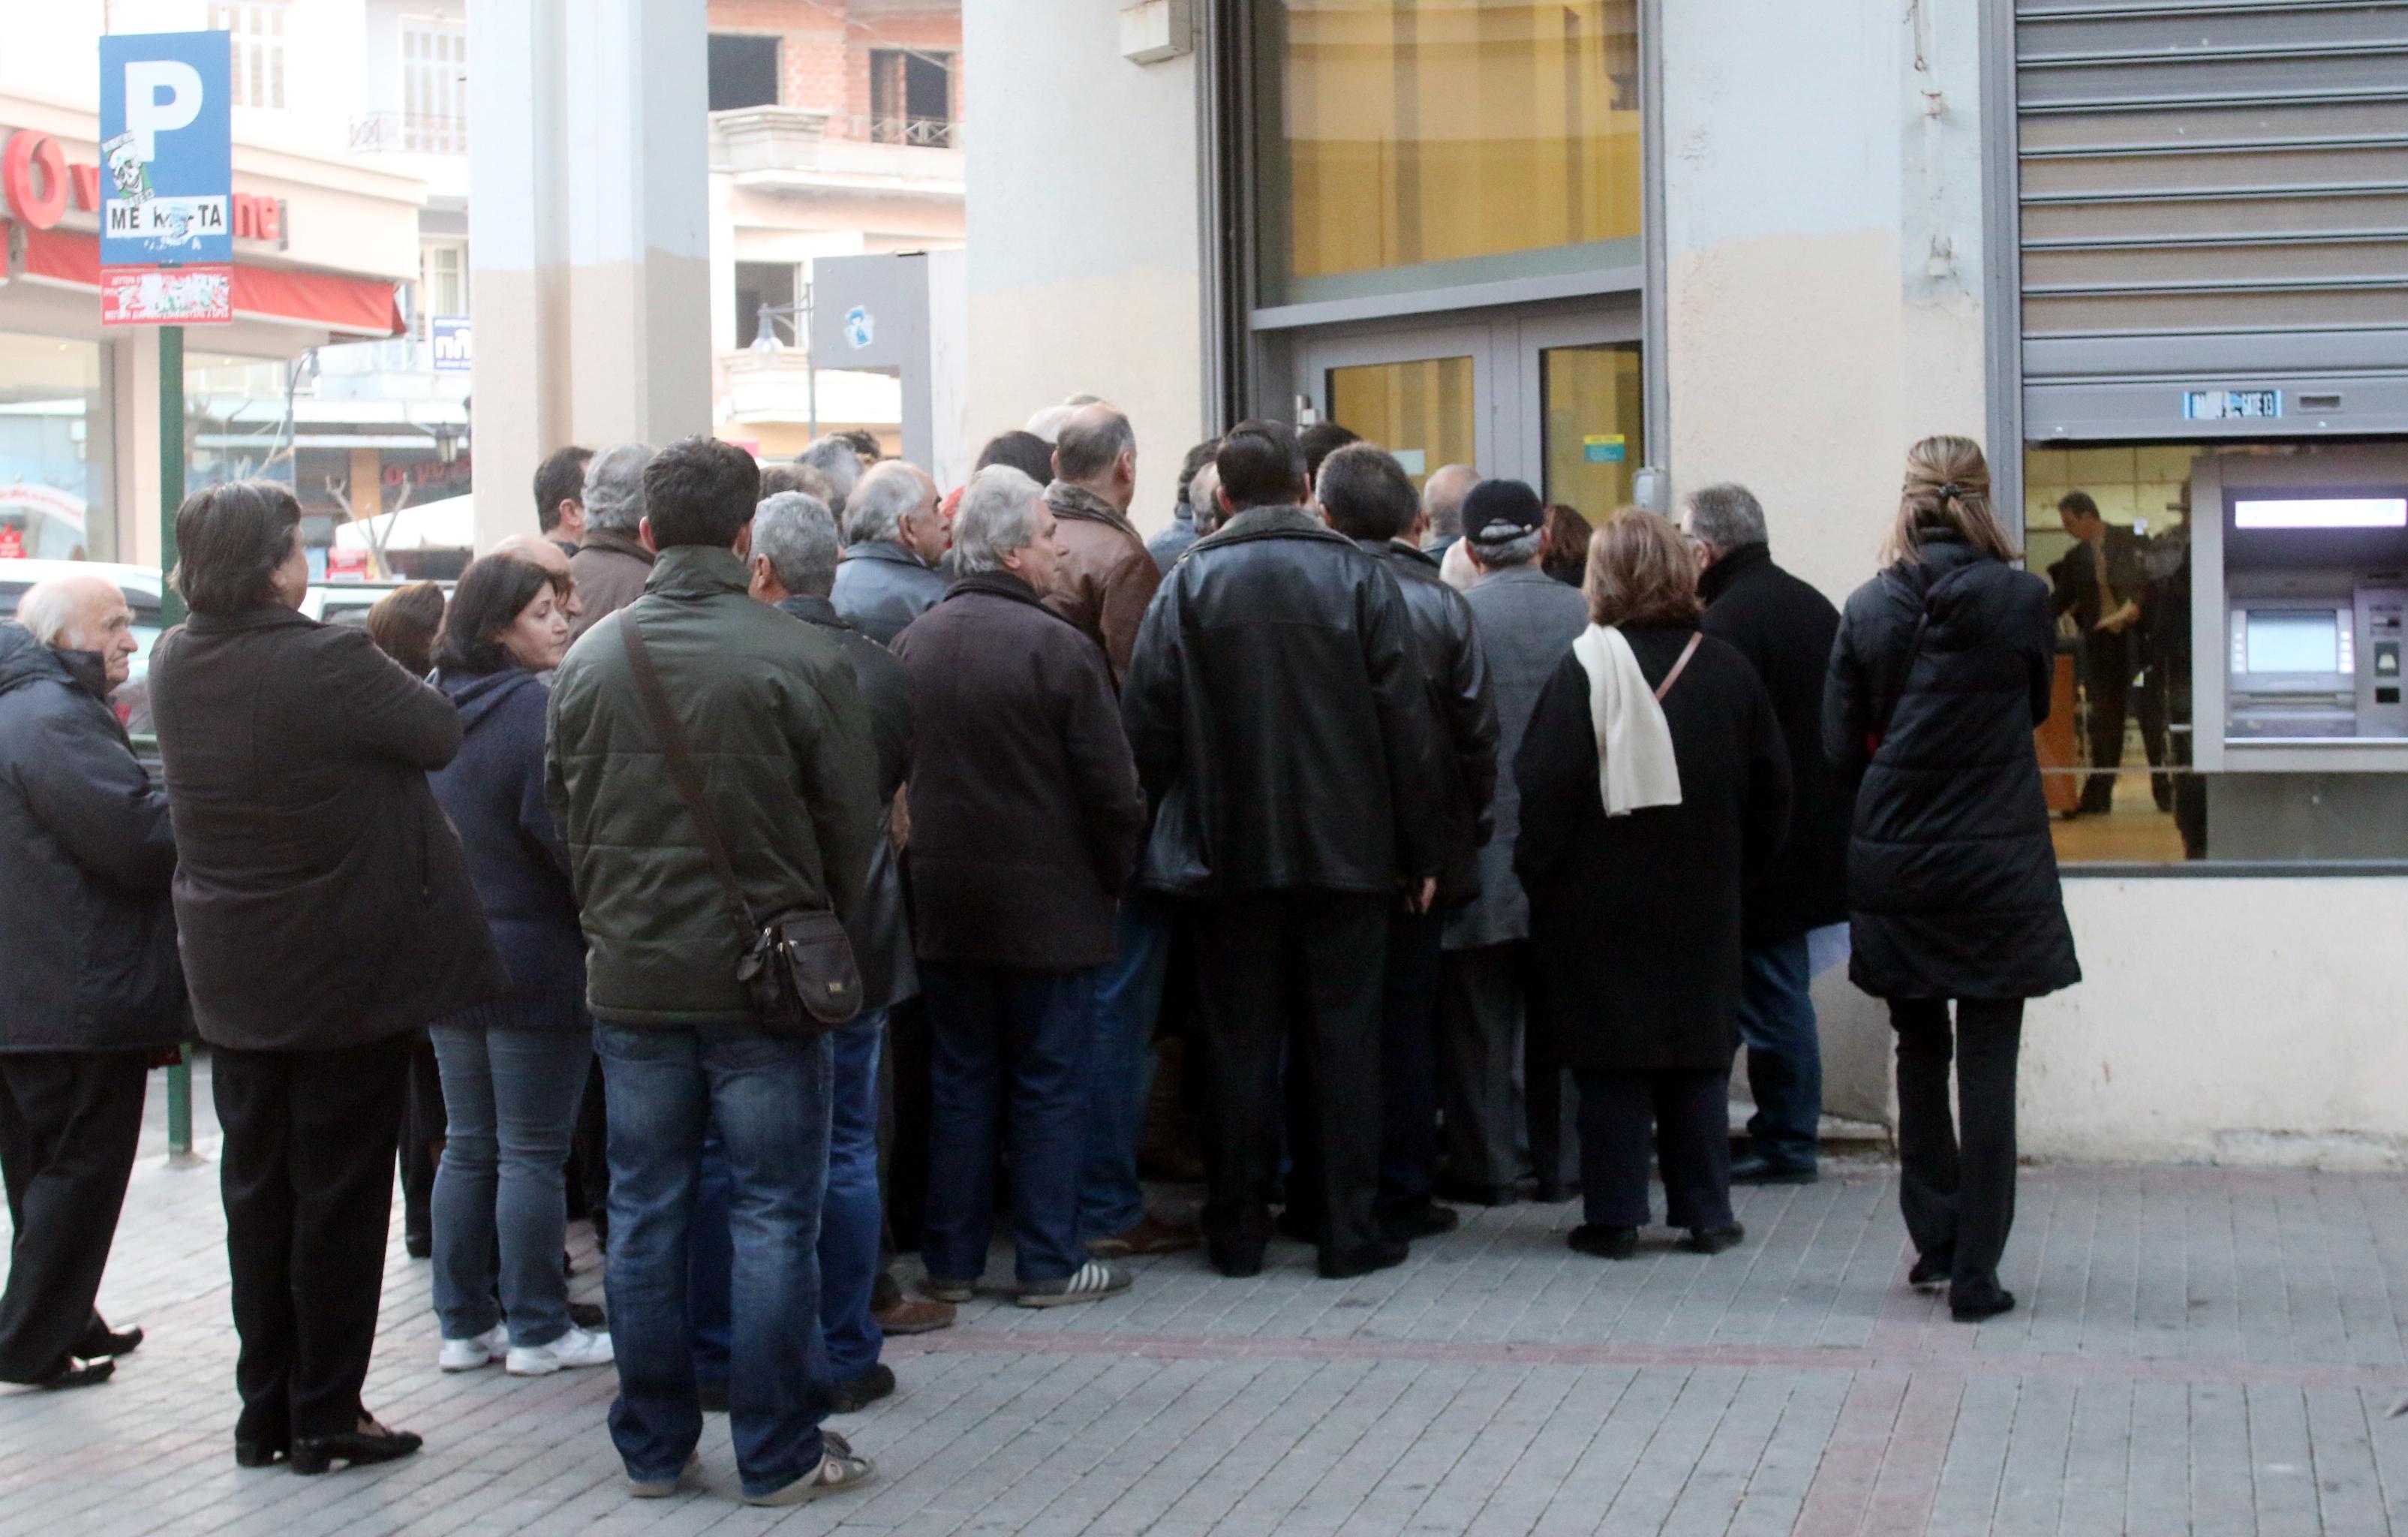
[1123,506,1447,896]
[1357,540,1499,907]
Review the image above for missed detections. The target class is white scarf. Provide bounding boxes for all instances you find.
[1569,624,1684,817]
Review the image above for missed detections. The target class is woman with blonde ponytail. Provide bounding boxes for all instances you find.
[1825,436,2079,1324]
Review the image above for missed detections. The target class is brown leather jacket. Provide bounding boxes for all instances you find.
[1042,481,1160,690]
[566,527,656,639]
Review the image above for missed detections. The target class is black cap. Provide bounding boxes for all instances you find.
[1463,478,1544,543]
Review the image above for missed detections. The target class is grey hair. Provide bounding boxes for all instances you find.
[1422,465,1479,540]
[582,443,655,534]
[751,492,841,598]
[1469,528,1544,568]
[1685,483,1769,553]
[797,438,861,514]
[14,577,106,647]
[1055,407,1135,484]
[953,465,1046,576]
[1024,403,1074,443]
[843,461,927,546]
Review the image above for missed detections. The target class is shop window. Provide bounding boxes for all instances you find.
[870,50,953,147]
[0,332,115,563]
[420,245,468,334]
[213,2,288,111]
[708,35,782,112]
[2025,439,2408,868]
[735,261,797,349]
[403,18,468,154]
[1254,0,1642,308]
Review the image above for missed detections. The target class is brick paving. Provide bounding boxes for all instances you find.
[5,1066,2406,1535]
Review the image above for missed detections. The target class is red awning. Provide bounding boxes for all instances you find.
[16,227,406,337]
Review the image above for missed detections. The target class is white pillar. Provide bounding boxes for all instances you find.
[469,0,710,555]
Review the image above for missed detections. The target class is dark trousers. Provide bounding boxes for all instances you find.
[0,1052,147,1382]
[1573,1067,1733,1232]
[213,1036,410,1442]
[398,1037,444,1247]
[920,964,1096,1286]
[566,1054,610,1244]
[1194,892,1387,1265]
[2079,634,2169,812]
[1378,909,1445,1221]
[1889,997,2024,1296]
[1436,942,1526,1191]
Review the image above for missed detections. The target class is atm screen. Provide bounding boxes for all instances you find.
[2245,611,2340,674]
[2233,497,2408,530]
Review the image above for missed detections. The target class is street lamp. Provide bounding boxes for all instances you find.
[750,287,818,442]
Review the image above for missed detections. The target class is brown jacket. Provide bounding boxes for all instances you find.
[566,526,656,639]
[1042,481,1159,690]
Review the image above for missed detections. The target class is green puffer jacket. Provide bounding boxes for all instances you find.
[546,545,881,1027]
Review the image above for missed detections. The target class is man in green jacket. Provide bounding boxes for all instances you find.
[546,435,881,1508]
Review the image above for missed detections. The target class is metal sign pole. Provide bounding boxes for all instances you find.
[158,322,194,1163]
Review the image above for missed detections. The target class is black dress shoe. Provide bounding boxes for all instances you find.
[1434,1177,1517,1208]
[1273,1206,1322,1245]
[1950,1283,2016,1324]
[74,1322,143,1358]
[290,1423,423,1475]
[828,1362,895,1414]
[31,1358,114,1390]
[696,1378,729,1414]
[1318,1238,1408,1280]
[567,1300,607,1331]
[1381,1204,1460,1242]
[1532,1181,1581,1204]
[404,1230,432,1260]
[1907,1251,1953,1291]
[1207,1235,1267,1278]
[234,1439,287,1469]
[1684,1223,1747,1256]
[1567,1225,1639,1260]
[1729,1157,1818,1186]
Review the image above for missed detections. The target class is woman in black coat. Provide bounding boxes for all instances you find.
[1516,510,1791,1262]
[149,482,507,1474]
[422,557,612,1378]
[1824,435,2081,1325]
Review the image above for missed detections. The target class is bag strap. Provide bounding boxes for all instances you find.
[617,609,759,933]
[1653,632,1704,703]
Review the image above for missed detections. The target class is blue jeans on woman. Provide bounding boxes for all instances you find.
[428,1022,594,1347]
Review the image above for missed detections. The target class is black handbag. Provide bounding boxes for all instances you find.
[617,609,863,1035]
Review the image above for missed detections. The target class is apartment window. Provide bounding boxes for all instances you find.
[870,50,952,146]
[708,35,782,111]
[735,261,796,348]
[212,3,288,110]
[403,19,469,154]
[420,245,468,334]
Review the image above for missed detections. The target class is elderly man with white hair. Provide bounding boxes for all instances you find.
[566,442,655,639]
[829,459,949,645]
[892,467,1148,1308]
[0,573,183,1391]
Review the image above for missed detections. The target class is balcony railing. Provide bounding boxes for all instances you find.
[867,113,954,149]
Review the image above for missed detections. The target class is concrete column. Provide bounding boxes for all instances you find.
[469,0,710,554]
[119,330,164,571]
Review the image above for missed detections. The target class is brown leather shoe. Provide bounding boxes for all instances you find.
[873,1297,956,1336]
[1088,1211,1202,1258]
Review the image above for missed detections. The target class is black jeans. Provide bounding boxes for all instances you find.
[1378,909,1446,1222]
[0,1052,147,1382]
[214,1036,410,1443]
[1194,891,1387,1265]
[1889,997,2024,1296]
[398,1036,445,1246]
[1573,1067,1732,1231]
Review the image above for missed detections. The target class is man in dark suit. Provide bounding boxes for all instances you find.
[1685,485,1853,1184]
[2049,491,2166,815]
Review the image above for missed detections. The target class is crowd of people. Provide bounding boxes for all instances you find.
[0,402,2079,1507]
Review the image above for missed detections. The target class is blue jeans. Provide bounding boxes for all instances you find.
[427,1024,593,1347]
[1734,937,1822,1172]
[1079,898,1172,1239]
[921,964,1095,1286]
[690,1012,887,1387]
[597,1024,831,1500]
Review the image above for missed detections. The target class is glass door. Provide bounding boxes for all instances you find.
[1296,325,1499,491]
[1511,311,1644,520]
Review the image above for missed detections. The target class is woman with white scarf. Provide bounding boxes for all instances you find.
[1514,510,1793,1262]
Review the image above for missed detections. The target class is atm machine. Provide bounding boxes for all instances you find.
[2191,445,2408,854]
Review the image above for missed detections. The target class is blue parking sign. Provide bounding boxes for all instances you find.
[99,32,233,266]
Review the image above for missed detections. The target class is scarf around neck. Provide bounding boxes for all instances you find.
[1569,624,1684,817]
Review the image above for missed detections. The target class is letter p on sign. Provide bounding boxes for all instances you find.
[125,61,203,162]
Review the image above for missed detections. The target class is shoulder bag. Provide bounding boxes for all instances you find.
[617,609,863,1036]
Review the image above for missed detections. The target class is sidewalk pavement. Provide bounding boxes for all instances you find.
[2,1064,2405,1535]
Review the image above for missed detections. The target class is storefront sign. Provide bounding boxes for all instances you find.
[0,131,287,246]
[99,31,233,266]
[2183,389,2282,421]
[431,315,472,371]
[101,265,233,324]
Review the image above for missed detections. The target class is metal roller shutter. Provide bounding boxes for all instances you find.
[2016,0,2408,438]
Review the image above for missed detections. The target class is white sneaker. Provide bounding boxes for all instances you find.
[438,1324,509,1372]
[506,1325,615,1376]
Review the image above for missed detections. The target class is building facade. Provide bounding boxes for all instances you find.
[965,0,2408,1165]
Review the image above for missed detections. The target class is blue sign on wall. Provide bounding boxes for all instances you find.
[431,317,473,372]
[98,32,233,266]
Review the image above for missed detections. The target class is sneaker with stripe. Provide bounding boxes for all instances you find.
[1014,1259,1132,1308]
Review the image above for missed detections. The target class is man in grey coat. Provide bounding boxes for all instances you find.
[831,462,950,645]
[566,442,656,639]
[1438,480,1590,1206]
